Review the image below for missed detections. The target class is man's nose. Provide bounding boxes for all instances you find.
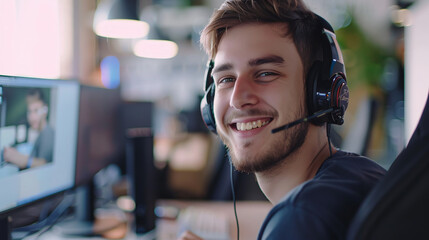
[229,76,259,109]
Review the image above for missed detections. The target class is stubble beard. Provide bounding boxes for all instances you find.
[219,116,309,174]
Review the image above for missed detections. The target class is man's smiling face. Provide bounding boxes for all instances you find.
[212,22,309,173]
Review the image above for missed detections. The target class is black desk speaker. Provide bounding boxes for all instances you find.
[126,128,157,234]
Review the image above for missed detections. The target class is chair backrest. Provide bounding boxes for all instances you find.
[347,93,429,240]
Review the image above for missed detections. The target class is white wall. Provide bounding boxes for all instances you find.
[405,1,429,141]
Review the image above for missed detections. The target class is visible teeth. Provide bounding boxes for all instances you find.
[236,120,269,131]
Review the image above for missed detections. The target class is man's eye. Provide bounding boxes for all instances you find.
[216,77,235,86]
[220,77,234,83]
[259,72,277,77]
[257,71,280,82]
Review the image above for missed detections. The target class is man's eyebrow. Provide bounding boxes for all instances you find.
[212,63,233,75]
[248,55,285,66]
[211,55,284,75]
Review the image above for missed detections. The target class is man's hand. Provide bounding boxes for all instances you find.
[177,230,203,240]
[3,147,28,169]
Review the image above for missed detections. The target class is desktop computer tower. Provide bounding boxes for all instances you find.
[125,128,157,234]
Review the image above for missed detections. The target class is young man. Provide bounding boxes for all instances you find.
[3,88,54,169]
[180,0,386,239]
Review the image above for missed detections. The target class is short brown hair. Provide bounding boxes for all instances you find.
[200,0,323,75]
[26,88,47,105]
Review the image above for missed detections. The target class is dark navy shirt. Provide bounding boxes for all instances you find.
[258,151,386,240]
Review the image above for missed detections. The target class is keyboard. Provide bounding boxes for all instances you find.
[177,206,230,240]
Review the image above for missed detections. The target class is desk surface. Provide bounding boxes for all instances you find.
[156,200,272,240]
[21,200,272,240]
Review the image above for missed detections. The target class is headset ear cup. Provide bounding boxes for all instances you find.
[306,62,318,115]
[306,61,325,125]
[200,83,217,134]
[330,75,349,124]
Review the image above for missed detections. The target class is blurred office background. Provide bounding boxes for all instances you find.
[0,0,428,202]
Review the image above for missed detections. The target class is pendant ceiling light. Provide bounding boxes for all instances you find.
[93,0,149,39]
[132,6,179,59]
[133,39,178,59]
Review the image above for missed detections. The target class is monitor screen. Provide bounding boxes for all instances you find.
[75,85,123,187]
[0,75,79,215]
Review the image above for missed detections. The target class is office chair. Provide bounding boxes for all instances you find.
[347,93,429,240]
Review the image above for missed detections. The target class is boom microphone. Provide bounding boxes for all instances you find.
[271,108,335,134]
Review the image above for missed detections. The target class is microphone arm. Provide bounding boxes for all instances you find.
[271,108,334,134]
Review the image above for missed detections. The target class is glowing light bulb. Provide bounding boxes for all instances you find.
[133,39,179,59]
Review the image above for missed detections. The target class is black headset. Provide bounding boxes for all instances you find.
[200,15,349,134]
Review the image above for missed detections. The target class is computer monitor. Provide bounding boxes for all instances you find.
[54,84,125,237]
[74,87,154,189]
[0,75,80,239]
[75,84,123,187]
[67,88,156,237]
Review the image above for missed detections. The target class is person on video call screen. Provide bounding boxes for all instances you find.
[3,88,54,170]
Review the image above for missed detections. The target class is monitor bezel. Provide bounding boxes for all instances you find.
[0,75,79,218]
